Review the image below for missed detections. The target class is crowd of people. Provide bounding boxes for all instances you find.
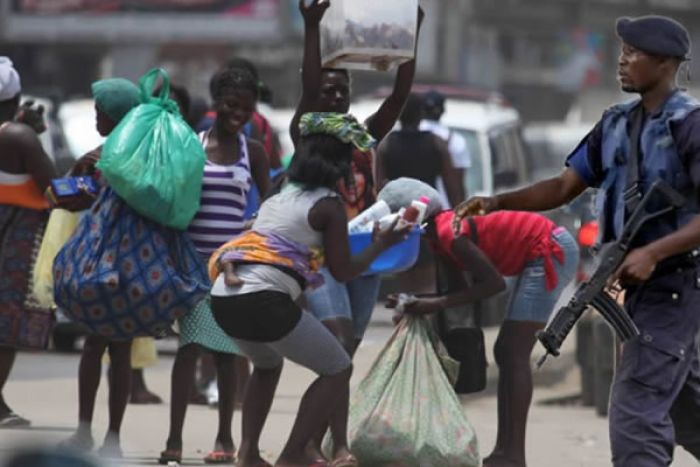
[1,2,700,467]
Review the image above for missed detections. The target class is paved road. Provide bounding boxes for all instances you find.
[1,322,697,466]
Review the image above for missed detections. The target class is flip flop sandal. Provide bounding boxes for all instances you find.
[330,454,359,467]
[159,449,182,465]
[0,413,30,428]
[204,450,236,464]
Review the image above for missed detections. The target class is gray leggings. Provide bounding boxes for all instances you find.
[234,311,351,376]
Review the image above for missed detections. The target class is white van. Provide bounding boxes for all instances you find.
[351,86,530,197]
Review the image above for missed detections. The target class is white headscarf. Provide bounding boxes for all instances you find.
[0,57,21,102]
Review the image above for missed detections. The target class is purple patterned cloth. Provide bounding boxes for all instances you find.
[211,229,325,290]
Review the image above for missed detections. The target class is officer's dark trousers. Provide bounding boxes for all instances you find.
[610,269,700,466]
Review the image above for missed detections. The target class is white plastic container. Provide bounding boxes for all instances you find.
[377,212,401,230]
[348,199,391,233]
[320,0,418,71]
[411,196,430,224]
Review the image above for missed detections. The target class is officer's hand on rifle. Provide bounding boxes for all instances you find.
[609,247,658,286]
[452,196,499,234]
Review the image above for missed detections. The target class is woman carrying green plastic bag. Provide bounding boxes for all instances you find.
[345,315,481,467]
[97,68,205,230]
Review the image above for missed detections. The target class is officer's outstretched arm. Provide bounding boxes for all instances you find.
[496,168,587,211]
[454,168,587,225]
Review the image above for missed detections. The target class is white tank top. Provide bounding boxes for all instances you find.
[252,183,337,250]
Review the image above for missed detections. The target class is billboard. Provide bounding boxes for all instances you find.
[13,0,279,16]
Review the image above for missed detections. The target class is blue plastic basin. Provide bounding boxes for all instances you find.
[349,227,422,276]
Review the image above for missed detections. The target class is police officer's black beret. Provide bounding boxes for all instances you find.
[616,15,691,60]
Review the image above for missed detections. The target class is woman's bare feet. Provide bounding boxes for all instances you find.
[304,442,328,464]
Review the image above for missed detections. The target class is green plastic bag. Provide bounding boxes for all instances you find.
[347,316,481,466]
[97,68,206,230]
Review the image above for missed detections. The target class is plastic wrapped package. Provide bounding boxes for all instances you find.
[320,0,418,71]
[97,68,206,230]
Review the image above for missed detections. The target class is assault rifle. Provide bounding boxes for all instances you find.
[536,180,686,367]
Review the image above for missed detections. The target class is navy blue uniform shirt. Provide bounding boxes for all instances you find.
[567,108,700,195]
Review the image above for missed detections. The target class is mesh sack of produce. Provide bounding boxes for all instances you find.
[347,315,481,466]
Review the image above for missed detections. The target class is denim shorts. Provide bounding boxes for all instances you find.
[506,228,579,323]
[304,268,382,339]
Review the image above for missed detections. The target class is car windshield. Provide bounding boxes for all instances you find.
[447,127,483,194]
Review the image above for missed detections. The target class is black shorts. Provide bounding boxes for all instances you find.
[211,291,302,343]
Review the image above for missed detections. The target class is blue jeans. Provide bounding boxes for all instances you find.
[506,229,579,323]
[304,268,382,339]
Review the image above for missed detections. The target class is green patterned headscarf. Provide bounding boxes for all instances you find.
[299,112,376,151]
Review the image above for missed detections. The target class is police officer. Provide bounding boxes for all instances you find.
[452,15,700,467]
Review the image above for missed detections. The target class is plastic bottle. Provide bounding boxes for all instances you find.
[377,212,401,230]
[348,199,391,233]
[394,204,419,230]
[411,196,431,224]
[402,205,420,223]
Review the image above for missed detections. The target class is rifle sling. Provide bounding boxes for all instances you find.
[624,105,645,214]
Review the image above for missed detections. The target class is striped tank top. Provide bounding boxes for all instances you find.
[188,132,252,257]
